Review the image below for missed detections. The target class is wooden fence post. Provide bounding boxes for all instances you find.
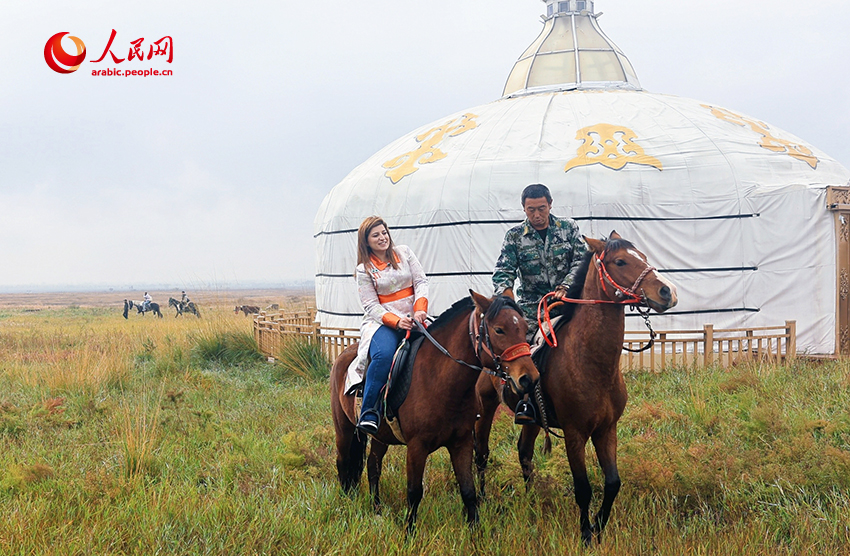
[703,324,714,367]
[313,320,321,348]
[785,320,797,361]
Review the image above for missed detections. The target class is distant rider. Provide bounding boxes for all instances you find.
[143,292,152,311]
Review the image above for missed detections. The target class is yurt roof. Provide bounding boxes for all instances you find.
[315,89,847,240]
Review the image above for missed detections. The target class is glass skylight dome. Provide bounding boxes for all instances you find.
[503,0,641,96]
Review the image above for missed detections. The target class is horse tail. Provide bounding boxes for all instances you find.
[543,430,552,455]
[122,300,129,319]
[342,432,368,493]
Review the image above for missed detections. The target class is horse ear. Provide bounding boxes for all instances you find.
[469,289,492,314]
[609,230,621,240]
[583,236,606,254]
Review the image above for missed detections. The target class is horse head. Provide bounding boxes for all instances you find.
[584,231,678,313]
[469,290,539,397]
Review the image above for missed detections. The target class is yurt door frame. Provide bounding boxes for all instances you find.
[828,186,850,355]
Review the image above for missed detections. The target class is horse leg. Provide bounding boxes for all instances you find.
[367,439,389,513]
[590,425,621,542]
[405,442,428,535]
[563,431,594,546]
[518,423,541,488]
[473,376,500,500]
[448,438,479,527]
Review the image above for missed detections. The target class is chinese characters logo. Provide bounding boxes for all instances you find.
[702,105,818,169]
[44,29,173,77]
[564,124,663,172]
[90,29,173,64]
[382,113,479,184]
[44,32,86,74]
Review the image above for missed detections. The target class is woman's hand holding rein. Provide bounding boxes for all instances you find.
[397,311,427,331]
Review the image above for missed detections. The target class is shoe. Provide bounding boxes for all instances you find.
[356,413,380,434]
[514,398,537,425]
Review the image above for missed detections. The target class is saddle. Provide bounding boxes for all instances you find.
[348,332,425,443]
[383,332,425,442]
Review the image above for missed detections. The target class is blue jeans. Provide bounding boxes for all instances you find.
[360,325,402,422]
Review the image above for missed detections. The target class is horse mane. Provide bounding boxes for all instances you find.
[426,294,524,335]
[483,295,524,322]
[426,296,474,334]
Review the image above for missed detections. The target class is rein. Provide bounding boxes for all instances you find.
[413,307,531,393]
[537,250,657,352]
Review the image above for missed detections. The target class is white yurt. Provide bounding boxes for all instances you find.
[314,0,850,355]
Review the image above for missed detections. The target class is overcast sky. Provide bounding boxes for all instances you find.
[2,0,848,292]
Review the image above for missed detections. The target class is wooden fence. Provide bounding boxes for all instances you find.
[621,321,796,371]
[254,309,359,363]
[254,309,797,371]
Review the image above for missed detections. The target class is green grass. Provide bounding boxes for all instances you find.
[271,336,331,382]
[1,306,850,554]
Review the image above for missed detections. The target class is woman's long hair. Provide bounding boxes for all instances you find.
[356,216,399,274]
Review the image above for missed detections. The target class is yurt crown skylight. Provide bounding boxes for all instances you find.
[504,0,640,96]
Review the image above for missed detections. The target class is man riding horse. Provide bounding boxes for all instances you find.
[492,183,588,341]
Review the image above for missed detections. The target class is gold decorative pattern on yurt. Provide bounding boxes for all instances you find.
[564,124,662,172]
[382,113,479,184]
[703,105,818,169]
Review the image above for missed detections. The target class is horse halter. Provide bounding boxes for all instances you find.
[594,249,656,303]
[468,309,532,394]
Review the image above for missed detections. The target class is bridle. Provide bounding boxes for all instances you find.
[414,301,532,395]
[595,251,655,304]
[537,248,658,351]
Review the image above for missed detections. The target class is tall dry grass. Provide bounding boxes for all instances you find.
[1,302,849,554]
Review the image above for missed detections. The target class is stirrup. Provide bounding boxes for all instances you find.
[514,397,537,425]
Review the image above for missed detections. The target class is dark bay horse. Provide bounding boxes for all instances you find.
[169,297,201,318]
[474,232,678,545]
[331,291,539,533]
[123,299,163,318]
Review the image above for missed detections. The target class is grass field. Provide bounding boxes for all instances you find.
[1,296,849,555]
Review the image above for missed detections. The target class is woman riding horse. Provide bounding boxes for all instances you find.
[346,216,429,434]
[331,291,540,533]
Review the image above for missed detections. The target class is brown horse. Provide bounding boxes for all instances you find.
[331,291,540,533]
[474,232,678,545]
[234,305,260,316]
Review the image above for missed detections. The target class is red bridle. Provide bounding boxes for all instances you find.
[537,249,657,348]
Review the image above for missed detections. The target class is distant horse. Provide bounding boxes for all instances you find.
[169,297,201,318]
[331,291,539,533]
[235,305,260,316]
[474,232,678,546]
[123,299,163,318]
